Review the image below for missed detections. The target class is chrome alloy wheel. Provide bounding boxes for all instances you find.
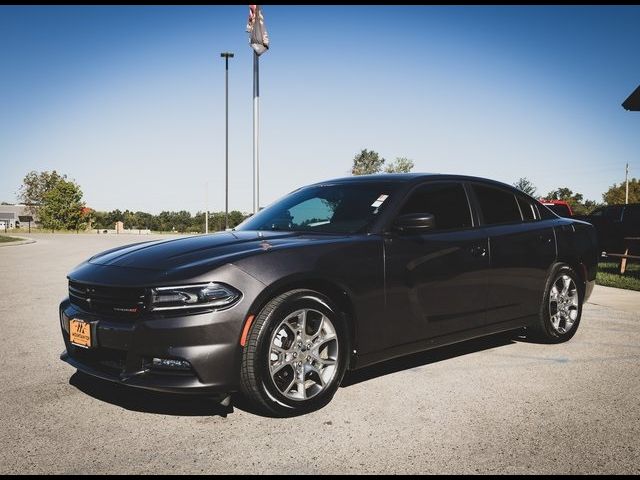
[268,308,339,401]
[548,274,579,334]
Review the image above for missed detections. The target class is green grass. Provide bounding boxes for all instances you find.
[0,235,22,243]
[596,261,640,291]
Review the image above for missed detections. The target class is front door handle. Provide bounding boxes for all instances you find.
[470,245,487,257]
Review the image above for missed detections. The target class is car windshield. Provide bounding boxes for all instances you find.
[236,182,399,234]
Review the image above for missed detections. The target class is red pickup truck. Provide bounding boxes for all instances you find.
[539,199,573,217]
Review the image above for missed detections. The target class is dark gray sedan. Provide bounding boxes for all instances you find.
[59,174,598,416]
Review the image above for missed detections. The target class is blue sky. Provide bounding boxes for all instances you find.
[0,5,638,213]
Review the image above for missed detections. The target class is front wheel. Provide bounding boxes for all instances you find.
[528,265,583,343]
[240,289,349,417]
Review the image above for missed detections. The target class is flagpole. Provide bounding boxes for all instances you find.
[248,4,267,214]
[253,51,260,214]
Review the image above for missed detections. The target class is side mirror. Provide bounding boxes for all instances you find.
[393,213,435,233]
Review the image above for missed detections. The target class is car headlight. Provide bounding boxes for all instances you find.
[149,282,241,311]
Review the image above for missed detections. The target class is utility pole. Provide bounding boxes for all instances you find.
[625,162,629,204]
[221,52,234,230]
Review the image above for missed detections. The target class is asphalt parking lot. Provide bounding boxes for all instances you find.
[1,234,639,474]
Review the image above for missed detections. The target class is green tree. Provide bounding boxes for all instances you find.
[603,178,640,205]
[174,210,194,232]
[209,212,226,232]
[351,149,385,175]
[38,179,86,232]
[546,187,581,202]
[583,199,602,214]
[385,157,415,174]
[228,210,249,229]
[135,211,158,231]
[91,209,124,230]
[513,177,537,196]
[18,170,68,214]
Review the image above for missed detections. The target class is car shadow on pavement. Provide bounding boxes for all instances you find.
[69,372,233,417]
[341,330,520,388]
[68,330,522,418]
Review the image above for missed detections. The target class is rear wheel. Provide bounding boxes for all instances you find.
[240,289,349,417]
[529,265,582,343]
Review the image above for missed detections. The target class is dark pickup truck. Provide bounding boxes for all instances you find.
[575,204,640,253]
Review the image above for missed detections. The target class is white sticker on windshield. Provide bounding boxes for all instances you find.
[371,194,389,208]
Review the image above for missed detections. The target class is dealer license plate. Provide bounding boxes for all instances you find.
[69,319,92,348]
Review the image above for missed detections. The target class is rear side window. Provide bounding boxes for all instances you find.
[473,184,522,225]
[517,196,538,221]
[399,182,472,230]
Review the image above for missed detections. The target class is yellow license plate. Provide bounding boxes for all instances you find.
[69,319,92,348]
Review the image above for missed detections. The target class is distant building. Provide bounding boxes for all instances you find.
[0,205,38,229]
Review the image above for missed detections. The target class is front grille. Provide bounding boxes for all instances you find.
[69,280,147,317]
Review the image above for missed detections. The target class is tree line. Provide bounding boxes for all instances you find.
[15,170,249,233]
[351,150,639,215]
[10,165,639,233]
[513,176,640,215]
[91,209,248,233]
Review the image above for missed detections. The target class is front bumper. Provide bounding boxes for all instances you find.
[58,265,265,394]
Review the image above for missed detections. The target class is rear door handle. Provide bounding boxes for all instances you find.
[470,245,487,257]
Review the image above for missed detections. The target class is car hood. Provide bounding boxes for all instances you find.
[87,230,347,273]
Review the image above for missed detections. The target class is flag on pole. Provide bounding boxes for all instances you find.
[246,5,269,55]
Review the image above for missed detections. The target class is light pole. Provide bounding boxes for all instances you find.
[221,52,234,230]
[205,181,209,234]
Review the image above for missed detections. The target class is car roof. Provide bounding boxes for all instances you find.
[309,173,521,191]
[310,173,433,184]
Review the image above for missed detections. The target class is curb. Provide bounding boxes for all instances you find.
[0,236,36,247]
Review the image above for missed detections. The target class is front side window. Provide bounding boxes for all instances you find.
[472,184,522,225]
[236,182,398,234]
[399,182,472,230]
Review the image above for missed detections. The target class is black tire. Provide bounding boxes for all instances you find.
[240,289,350,417]
[528,265,583,343]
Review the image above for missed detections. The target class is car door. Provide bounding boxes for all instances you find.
[469,183,556,326]
[383,181,490,349]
